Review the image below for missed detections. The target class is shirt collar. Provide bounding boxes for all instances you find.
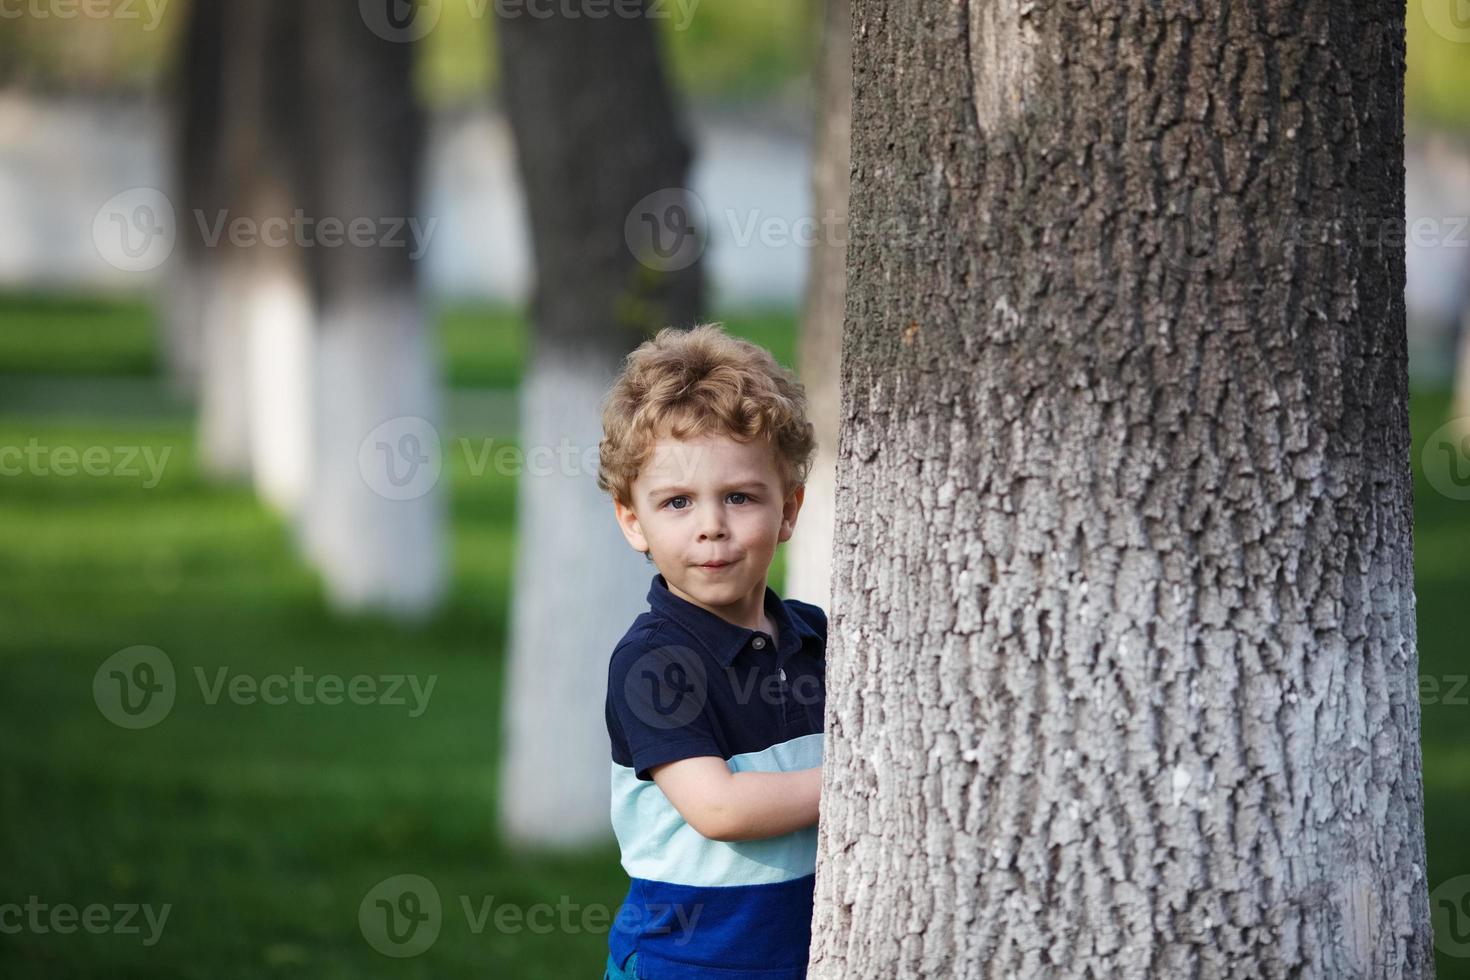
[646,573,816,668]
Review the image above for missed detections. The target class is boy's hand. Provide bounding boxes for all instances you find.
[650,757,821,843]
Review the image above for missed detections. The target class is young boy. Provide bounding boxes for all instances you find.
[598,324,827,980]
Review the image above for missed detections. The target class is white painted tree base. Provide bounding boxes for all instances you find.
[197,263,255,480]
[246,261,314,517]
[297,292,446,619]
[497,349,651,848]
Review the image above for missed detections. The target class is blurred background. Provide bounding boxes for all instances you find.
[1,1,1468,976]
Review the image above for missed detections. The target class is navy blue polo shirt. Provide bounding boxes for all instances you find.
[605,573,827,980]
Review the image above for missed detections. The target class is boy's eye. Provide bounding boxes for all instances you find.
[663,492,752,510]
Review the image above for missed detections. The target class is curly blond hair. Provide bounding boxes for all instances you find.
[598,323,816,509]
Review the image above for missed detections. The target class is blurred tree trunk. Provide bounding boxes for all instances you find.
[810,1,1431,977]
[1456,307,1470,432]
[296,4,446,618]
[192,0,263,480]
[495,4,703,846]
[785,0,851,611]
[159,0,223,398]
[193,0,314,508]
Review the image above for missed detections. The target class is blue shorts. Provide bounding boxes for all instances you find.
[604,951,640,980]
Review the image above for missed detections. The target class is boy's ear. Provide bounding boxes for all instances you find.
[613,498,650,555]
[777,483,805,543]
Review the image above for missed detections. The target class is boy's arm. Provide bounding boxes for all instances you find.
[650,756,821,843]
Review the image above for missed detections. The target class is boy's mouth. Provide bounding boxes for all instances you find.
[696,558,737,569]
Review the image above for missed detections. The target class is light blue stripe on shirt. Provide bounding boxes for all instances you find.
[609,731,823,888]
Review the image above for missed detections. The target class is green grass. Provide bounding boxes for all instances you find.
[1,295,1467,975]
[0,293,802,977]
[0,411,638,977]
[0,292,802,388]
[0,293,160,377]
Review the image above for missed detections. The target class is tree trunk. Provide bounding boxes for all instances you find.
[160,0,225,399]
[1455,305,1470,435]
[494,4,703,847]
[193,0,312,496]
[295,5,446,618]
[810,2,1432,977]
[786,0,852,611]
[192,0,265,480]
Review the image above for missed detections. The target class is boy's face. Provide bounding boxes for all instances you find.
[613,431,803,624]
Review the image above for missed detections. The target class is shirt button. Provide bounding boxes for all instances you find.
[778,667,786,682]
[751,636,767,650]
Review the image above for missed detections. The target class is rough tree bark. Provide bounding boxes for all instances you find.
[296,4,446,617]
[495,3,703,846]
[810,1,1432,977]
[786,0,852,611]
